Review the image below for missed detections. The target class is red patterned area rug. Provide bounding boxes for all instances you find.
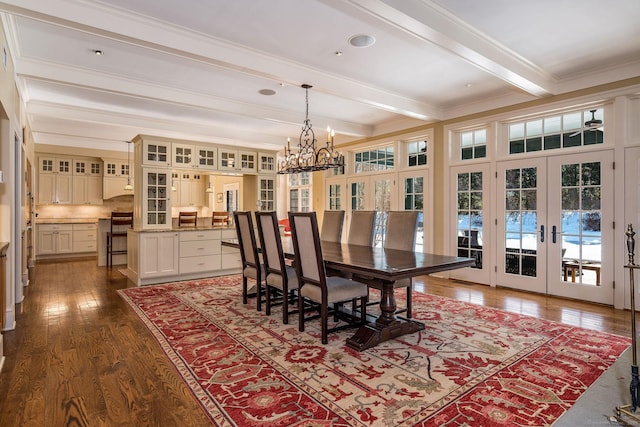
[118,275,630,426]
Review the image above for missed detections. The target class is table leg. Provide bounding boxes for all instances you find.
[346,281,424,351]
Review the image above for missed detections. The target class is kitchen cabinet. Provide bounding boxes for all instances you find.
[258,152,277,174]
[72,159,103,204]
[172,143,195,168]
[178,230,222,274]
[176,172,205,207]
[218,149,257,173]
[138,231,179,279]
[37,224,73,255]
[140,137,172,167]
[72,223,97,252]
[38,156,73,204]
[196,146,217,170]
[103,158,133,199]
[140,168,172,229]
[258,175,276,211]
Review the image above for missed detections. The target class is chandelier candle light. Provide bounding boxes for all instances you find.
[278,84,344,174]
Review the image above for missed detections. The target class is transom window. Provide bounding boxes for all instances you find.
[406,140,427,167]
[461,129,487,160]
[354,146,394,173]
[508,108,603,155]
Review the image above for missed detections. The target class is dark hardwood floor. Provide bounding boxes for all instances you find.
[0,258,634,426]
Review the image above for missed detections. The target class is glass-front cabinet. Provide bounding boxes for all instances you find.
[141,168,172,229]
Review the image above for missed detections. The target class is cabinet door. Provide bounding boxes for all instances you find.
[72,175,88,204]
[39,157,55,174]
[196,146,218,170]
[139,232,179,278]
[239,150,257,172]
[172,143,194,168]
[258,152,276,174]
[218,150,237,171]
[38,173,55,204]
[142,140,171,167]
[38,231,56,255]
[56,174,73,204]
[56,158,72,175]
[191,174,205,207]
[57,231,73,253]
[258,176,276,211]
[178,172,192,206]
[142,168,172,229]
[87,176,103,204]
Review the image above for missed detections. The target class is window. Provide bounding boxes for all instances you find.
[288,172,311,212]
[460,129,487,160]
[457,171,484,269]
[354,146,394,173]
[508,108,604,155]
[406,140,427,167]
[328,183,342,210]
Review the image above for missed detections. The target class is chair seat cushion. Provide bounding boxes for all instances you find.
[266,266,299,290]
[301,276,367,304]
[243,265,265,280]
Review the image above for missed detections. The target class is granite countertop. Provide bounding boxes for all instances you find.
[36,218,103,224]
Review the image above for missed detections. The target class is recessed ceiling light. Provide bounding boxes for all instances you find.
[259,89,276,96]
[93,50,103,56]
[348,34,375,48]
[335,51,343,56]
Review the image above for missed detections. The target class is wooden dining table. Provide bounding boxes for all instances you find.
[221,238,474,351]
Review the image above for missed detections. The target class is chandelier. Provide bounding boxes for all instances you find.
[278,84,344,174]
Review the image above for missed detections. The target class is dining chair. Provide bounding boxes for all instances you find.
[178,211,197,227]
[381,210,419,317]
[320,210,345,243]
[106,211,133,267]
[233,211,264,311]
[289,211,368,344]
[255,211,299,324]
[347,211,376,246]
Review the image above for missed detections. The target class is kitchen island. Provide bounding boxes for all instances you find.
[124,225,241,286]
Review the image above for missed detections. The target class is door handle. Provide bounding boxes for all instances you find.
[540,225,544,243]
[552,225,557,244]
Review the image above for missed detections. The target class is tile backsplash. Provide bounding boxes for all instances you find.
[36,195,134,219]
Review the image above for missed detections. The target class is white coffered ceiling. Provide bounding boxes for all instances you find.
[1,0,639,153]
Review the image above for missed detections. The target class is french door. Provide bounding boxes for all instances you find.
[496,150,614,304]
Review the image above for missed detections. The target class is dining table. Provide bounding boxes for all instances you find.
[221,238,474,351]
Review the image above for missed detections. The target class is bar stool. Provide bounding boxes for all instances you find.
[178,211,197,227]
[106,212,133,267]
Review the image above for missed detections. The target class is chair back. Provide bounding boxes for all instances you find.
[212,211,229,227]
[178,211,197,227]
[255,211,287,277]
[384,211,419,251]
[320,210,345,243]
[110,211,133,234]
[347,211,376,246]
[289,212,326,287]
[233,211,260,269]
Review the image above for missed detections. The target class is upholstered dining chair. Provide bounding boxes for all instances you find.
[381,210,419,317]
[320,210,345,243]
[347,210,376,246]
[233,211,264,311]
[289,211,368,344]
[178,211,197,227]
[255,211,299,324]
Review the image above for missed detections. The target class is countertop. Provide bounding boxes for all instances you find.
[131,225,236,232]
[36,218,103,224]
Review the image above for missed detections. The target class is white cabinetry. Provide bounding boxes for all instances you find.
[172,143,195,168]
[38,156,73,204]
[257,175,276,211]
[218,149,257,173]
[196,146,217,170]
[140,168,172,229]
[140,138,172,167]
[138,232,179,279]
[176,172,205,207]
[37,224,73,255]
[72,159,103,205]
[72,223,97,252]
[103,158,133,199]
[258,152,277,174]
[179,230,221,274]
